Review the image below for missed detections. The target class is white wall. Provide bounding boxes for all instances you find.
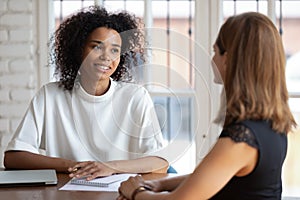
[0,0,40,168]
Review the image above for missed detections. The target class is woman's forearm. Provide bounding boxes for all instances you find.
[107,156,169,174]
[135,190,170,200]
[4,153,169,175]
[4,151,76,173]
[158,174,189,191]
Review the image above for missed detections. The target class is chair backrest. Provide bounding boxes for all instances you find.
[167,166,177,173]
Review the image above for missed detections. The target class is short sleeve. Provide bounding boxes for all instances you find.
[220,123,259,149]
[5,87,45,154]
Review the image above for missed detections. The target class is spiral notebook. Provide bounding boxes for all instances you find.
[70,173,133,187]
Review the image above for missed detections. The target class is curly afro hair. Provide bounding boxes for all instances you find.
[49,6,146,90]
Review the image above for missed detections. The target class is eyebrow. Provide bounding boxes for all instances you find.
[90,40,121,48]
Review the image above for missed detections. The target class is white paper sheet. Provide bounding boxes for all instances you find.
[59,173,136,192]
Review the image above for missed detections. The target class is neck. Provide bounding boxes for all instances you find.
[80,77,111,96]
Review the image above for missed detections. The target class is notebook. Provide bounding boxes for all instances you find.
[0,169,57,187]
[70,173,135,187]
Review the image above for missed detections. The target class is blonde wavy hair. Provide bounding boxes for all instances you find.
[215,12,296,133]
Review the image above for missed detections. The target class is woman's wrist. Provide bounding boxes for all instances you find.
[131,186,151,200]
[105,161,121,174]
[57,158,76,173]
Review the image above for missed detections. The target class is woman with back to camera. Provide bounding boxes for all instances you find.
[4,6,168,180]
[117,12,296,200]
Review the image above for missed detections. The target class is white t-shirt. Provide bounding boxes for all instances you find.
[6,80,165,162]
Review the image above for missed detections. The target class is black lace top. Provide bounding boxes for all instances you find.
[220,123,259,149]
[210,120,287,200]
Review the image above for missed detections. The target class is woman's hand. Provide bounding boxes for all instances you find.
[116,195,129,200]
[117,175,145,200]
[144,179,163,192]
[68,161,115,180]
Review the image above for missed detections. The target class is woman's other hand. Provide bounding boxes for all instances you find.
[118,175,145,200]
[143,179,163,192]
[68,161,115,180]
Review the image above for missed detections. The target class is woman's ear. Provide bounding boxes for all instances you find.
[222,52,227,66]
[222,52,227,81]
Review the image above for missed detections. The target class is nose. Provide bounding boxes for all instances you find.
[99,49,111,61]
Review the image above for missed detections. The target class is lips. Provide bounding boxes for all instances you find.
[99,66,110,70]
[94,64,111,72]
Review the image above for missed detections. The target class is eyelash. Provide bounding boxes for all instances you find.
[93,45,120,54]
[111,48,119,54]
[94,45,102,50]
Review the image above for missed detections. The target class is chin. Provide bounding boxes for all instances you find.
[97,74,110,82]
[214,78,224,85]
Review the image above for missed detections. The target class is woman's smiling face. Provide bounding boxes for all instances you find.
[80,27,122,82]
